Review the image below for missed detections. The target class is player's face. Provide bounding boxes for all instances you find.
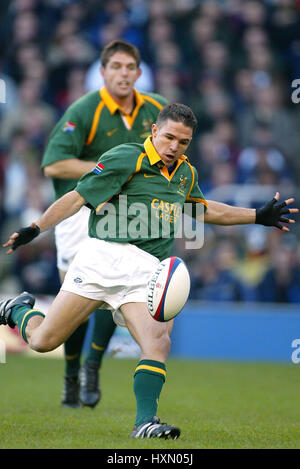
[101,52,141,99]
[152,120,193,167]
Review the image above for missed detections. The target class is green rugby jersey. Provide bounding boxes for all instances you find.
[41,86,168,199]
[75,136,207,261]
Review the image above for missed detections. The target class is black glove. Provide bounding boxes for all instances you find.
[11,225,40,250]
[255,197,291,230]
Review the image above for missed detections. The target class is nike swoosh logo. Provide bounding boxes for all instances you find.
[144,174,157,178]
[107,128,118,137]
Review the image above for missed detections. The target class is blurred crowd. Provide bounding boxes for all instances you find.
[0,0,300,303]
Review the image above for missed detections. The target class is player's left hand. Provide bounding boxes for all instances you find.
[255,192,299,232]
[2,222,40,254]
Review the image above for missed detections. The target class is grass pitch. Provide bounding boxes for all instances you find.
[1,354,300,449]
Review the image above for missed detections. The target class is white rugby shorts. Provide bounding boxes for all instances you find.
[55,205,90,272]
[61,238,160,327]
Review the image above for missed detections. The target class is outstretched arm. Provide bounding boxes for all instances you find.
[203,192,298,231]
[3,190,87,254]
[35,190,86,233]
[204,200,255,226]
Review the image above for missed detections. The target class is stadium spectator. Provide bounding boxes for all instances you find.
[0,78,57,148]
[190,239,245,302]
[231,68,256,115]
[237,84,297,160]
[236,122,294,186]
[257,243,300,303]
[233,225,270,302]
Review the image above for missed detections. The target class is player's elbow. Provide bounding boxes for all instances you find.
[43,164,58,178]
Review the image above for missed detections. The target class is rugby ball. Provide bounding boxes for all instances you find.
[146,257,190,322]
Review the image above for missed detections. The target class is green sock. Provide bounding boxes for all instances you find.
[85,309,116,366]
[64,320,89,378]
[10,305,45,343]
[133,359,166,426]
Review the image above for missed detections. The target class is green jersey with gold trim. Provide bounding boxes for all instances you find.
[75,136,207,261]
[41,87,168,199]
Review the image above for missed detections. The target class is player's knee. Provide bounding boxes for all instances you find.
[161,332,171,356]
[29,333,57,353]
[145,330,171,359]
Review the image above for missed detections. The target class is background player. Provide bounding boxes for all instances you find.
[41,39,168,408]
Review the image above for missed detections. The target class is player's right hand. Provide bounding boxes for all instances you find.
[2,222,40,254]
[255,192,298,232]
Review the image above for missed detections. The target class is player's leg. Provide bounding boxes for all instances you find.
[55,208,94,407]
[59,268,89,408]
[79,308,116,408]
[0,289,101,352]
[120,302,180,439]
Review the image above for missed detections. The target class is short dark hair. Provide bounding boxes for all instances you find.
[101,40,141,68]
[156,103,198,133]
